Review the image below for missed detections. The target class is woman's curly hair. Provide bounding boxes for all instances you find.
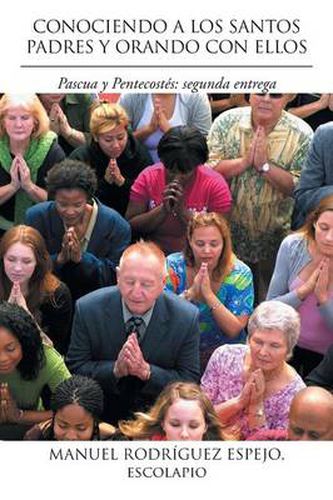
[0,302,45,380]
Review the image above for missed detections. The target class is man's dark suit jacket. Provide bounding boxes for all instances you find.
[292,123,333,229]
[66,286,200,423]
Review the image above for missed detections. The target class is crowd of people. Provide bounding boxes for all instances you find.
[0,92,332,442]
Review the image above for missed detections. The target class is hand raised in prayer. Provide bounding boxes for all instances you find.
[8,282,29,312]
[123,333,150,380]
[0,383,21,423]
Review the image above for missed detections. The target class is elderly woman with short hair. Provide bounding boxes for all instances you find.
[201,301,305,440]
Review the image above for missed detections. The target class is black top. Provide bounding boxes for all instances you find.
[39,281,72,355]
[306,345,333,392]
[70,133,153,216]
[286,94,333,131]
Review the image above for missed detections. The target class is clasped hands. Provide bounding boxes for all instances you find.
[7,281,29,312]
[57,227,82,265]
[114,333,150,381]
[187,262,214,303]
[0,383,21,424]
[243,126,269,173]
[238,368,265,415]
[162,177,185,216]
[10,155,34,193]
[49,103,71,137]
[148,97,171,134]
[298,257,331,305]
[104,158,125,186]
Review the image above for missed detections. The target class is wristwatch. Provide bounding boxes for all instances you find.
[259,162,270,174]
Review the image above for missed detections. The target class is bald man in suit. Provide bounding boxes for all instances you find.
[67,241,200,424]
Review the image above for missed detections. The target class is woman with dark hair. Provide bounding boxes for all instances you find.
[24,375,116,440]
[118,381,224,440]
[25,159,131,301]
[0,94,65,236]
[0,302,70,440]
[267,194,333,376]
[70,102,152,216]
[165,212,254,372]
[0,225,72,354]
[126,126,231,255]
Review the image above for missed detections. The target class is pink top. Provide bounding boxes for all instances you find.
[201,344,305,439]
[130,163,232,254]
[290,276,333,354]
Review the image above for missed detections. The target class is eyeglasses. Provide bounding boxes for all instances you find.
[255,93,284,99]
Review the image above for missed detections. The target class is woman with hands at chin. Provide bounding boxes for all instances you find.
[267,194,333,377]
[70,101,152,216]
[126,126,231,255]
[0,225,72,355]
[201,301,305,440]
[165,212,254,372]
[119,93,212,163]
[0,94,65,236]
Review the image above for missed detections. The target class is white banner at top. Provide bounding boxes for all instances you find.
[0,0,331,92]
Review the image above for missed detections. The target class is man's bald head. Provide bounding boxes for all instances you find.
[288,387,333,441]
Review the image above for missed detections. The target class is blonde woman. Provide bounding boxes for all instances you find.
[70,102,152,216]
[119,382,223,441]
[0,94,65,235]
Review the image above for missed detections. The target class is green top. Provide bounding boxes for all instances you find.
[0,130,57,226]
[0,344,70,410]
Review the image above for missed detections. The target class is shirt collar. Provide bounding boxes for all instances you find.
[238,107,288,135]
[121,299,155,328]
[80,198,98,251]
